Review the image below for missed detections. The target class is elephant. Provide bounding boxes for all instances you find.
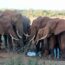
[27,16,52,45]
[14,15,31,51]
[0,11,23,50]
[34,18,65,58]
[35,27,57,57]
[0,10,24,51]
[29,16,51,40]
[58,32,65,58]
[26,16,53,55]
[2,10,23,39]
[2,10,31,52]
[0,15,19,40]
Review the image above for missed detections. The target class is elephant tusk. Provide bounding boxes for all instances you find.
[16,30,22,39]
[39,34,48,41]
[10,34,19,40]
[35,34,48,46]
[29,35,35,43]
[23,33,29,37]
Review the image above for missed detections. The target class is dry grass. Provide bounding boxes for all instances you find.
[0,52,65,65]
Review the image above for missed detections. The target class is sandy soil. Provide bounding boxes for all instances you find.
[0,51,65,65]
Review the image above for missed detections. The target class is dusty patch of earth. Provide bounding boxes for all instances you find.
[0,51,65,65]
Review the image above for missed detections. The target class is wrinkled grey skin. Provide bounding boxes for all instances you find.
[0,10,30,51]
[27,17,51,54]
[22,16,31,46]
[22,16,30,34]
[35,18,65,58]
[12,15,31,51]
[0,10,30,52]
[2,10,23,39]
[0,10,22,50]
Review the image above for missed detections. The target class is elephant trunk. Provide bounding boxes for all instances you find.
[29,35,35,43]
[10,34,19,40]
[23,33,30,37]
[16,30,22,39]
[34,34,48,46]
[38,34,48,41]
[8,27,22,40]
[26,35,35,48]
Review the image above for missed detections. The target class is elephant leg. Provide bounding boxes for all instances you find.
[40,40,44,55]
[49,35,56,58]
[11,39,17,52]
[57,48,60,59]
[4,34,8,49]
[35,40,44,56]
[56,35,60,59]
[36,42,39,53]
[18,39,24,52]
[23,34,27,45]
[43,39,49,57]
[0,35,2,50]
[4,34,16,52]
[60,32,65,58]
[4,34,11,51]
[13,38,24,52]
[7,34,13,51]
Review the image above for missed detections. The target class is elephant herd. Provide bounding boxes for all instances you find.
[0,10,65,59]
[28,17,65,59]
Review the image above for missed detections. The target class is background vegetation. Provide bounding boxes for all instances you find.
[15,9,65,22]
[1,9,65,21]
[19,10,65,18]
[19,10,65,17]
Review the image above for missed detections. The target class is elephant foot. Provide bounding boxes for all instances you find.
[41,50,49,59]
[50,49,56,59]
[43,50,49,57]
[60,51,65,60]
[61,55,65,60]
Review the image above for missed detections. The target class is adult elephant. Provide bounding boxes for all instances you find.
[34,18,65,58]
[2,10,23,39]
[28,16,52,45]
[0,13,21,40]
[14,15,31,51]
[28,16,51,52]
[0,11,22,50]
[1,10,24,51]
[34,27,56,57]
[2,10,31,51]
[27,17,52,46]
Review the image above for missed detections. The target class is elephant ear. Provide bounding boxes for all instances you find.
[54,19,65,35]
[35,27,49,42]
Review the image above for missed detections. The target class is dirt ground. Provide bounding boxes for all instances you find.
[0,51,65,65]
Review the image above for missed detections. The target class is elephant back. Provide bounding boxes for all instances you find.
[54,19,65,35]
[40,17,51,28]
